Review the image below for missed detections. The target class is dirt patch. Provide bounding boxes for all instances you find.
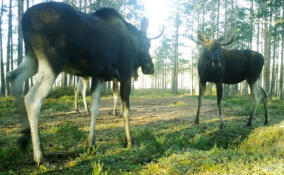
[0,96,238,138]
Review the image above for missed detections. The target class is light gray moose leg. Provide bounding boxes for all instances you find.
[74,78,82,111]
[88,78,104,148]
[259,86,269,125]
[247,81,262,126]
[74,77,89,112]
[112,79,119,116]
[24,58,57,165]
[194,81,206,125]
[82,77,90,113]
[7,55,38,148]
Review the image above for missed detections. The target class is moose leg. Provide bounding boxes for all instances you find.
[24,59,57,165]
[82,77,89,113]
[216,83,224,130]
[74,78,82,111]
[247,82,262,126]
[87,78,104,148]
[194,81,206,124]
[112,79,119,116]
[259,86,269,125]
[120,79,132,147]
[7,55,37,148]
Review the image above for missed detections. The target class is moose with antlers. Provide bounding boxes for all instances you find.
[190,33,269,130]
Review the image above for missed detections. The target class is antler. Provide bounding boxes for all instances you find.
[218,35,235,46]
[149,26,166,40]
[188,32,206,45]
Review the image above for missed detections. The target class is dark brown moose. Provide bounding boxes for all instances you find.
[7,2,164,165]
[190,32,269,130]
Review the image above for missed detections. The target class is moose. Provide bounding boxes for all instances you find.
[190,32,268,130]
[7,2,162,164]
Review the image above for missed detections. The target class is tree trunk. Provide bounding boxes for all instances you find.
[191,48,194,95]
[223,0,230,96]
[208,0,216,95]
[249,0,254,49]
[280,9,284,99]
[0,0,5,95]
[18,0,24,66]
[172,8,179,94]
[270,40,276,96]
[6,0,13,95]
[162,45,165,90]
[26,0,29,10]
[216,0,220,38]
[17,0,28,94]
[264,5,272,94]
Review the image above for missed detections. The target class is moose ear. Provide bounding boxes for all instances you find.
[141,17,149,34]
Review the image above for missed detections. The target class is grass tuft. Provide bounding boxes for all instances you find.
[92,160,109,175]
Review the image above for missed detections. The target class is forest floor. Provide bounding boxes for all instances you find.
[0,90,284,174]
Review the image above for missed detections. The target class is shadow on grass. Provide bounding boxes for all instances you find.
[29,114,284,175]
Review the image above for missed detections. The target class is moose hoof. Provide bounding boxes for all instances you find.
[219,124,225,131]
[246,121,252,127]
[43,162,51,168]
[124,137,133,148]
[86,145,97,154]
[34,152,44,166]
[112,110,119,117]
[86,107,91,114]
[193,120,199,125]
[126,142,133,148]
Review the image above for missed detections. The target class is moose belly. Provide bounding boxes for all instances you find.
[63,61,120,80]
[223,73,246,84]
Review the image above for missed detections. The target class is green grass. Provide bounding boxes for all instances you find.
[130,89,189,97]
[0,90,283,174]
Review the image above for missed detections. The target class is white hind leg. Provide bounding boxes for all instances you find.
[24,58,57,164]
[7,55,37,143]
[88,78,104,148]
[74,78,83,111]
[82,77,89,113]
[247,81,262,126]
[7,55,37,97]
[259,86,269,125]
